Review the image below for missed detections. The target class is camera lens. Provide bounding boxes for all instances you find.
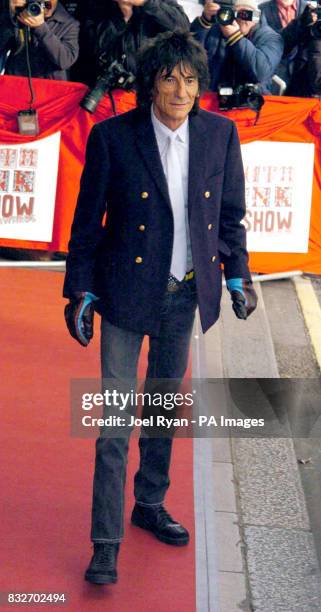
[217,7,235,25]
[27,2,42,16]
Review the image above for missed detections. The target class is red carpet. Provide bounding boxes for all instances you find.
[0,269,196,611]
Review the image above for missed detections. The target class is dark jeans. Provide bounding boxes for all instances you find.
[91,277,197,542]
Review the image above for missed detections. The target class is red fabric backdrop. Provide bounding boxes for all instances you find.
[0,75,321,273]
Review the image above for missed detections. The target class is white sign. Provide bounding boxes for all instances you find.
[241,141,315,253]
[0,132,61,241]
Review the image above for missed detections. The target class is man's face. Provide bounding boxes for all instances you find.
[236,8,257,35]
[152,64,199,131]
[44,0,58,18]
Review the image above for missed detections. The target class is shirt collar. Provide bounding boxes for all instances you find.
[151,105,189,144]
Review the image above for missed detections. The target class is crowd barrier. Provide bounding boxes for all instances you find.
[0,75,320,274]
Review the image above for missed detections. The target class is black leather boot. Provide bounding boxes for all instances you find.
[131,504,189,546]
[84,543,119,584]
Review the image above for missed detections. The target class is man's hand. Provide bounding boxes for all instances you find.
[116,0,146,22]
[226,278,258,320]
[64,291,98,347]
[220,21,241,38]
[17,9,45,28]
[10,0,26,9]
[203,2,240,37]
[203,1,220,21]
[127,0,146,5]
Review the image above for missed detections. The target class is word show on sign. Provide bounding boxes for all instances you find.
[0,195,34,223]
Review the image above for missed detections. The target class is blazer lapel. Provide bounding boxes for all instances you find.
[134,113,171,208]
[188,113,208,216]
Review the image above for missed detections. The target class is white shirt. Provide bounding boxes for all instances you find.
[151,105,193,274]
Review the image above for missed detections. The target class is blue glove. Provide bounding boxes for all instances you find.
[64,291,99,347]
[226,278,257,320]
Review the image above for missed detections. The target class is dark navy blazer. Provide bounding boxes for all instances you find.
[63,107,251,335]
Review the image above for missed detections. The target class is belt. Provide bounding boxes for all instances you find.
[167,270,194,293]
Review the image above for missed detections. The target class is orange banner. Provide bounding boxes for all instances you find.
[0,76,320,273]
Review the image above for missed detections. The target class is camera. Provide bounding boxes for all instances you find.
[80,57,136,114]
[211,1,236,26]
[218,83,264,112]
[207,1,260,25]
[16,0,51,16]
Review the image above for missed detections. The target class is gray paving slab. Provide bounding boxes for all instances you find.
[218,571,250,612]
[261,280,319,377]
[203,318,224,378]
[245,525,321,612]
[211,437,232,463]
[219,284,279,378]
[232,438,310,529]
[192,317,222,612]
[193,437,221,612]
[215,512,244,573]
[212,463,237,513]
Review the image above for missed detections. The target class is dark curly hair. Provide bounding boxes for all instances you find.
[136,30,209,115]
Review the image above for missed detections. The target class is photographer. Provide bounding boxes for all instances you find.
[73,0,190,85]
[0,0,79,80]
[260,0,308,33]
[260,0,308,90]
[191,0,284,93]
[281,3,321,95]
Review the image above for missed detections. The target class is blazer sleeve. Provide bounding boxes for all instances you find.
[63,124,110,298]
[219,122,251,280]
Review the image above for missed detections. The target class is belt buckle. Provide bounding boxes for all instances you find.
[167,275,180,293]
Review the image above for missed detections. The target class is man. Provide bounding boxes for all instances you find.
[191,0,283,93]
[72,0,189,85]
[260,0,308,90]
[281,4,321,96]
[0,0,79,79]
[260,0,307,33]
[63,30,257,585]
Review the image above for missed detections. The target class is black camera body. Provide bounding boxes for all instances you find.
[16,0,50,17]
[210,1,260,26]
[80,58,136,114]
[218,83,264,112]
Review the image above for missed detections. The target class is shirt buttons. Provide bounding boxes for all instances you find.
[138,225,146,232]
[135,256,143,264]
[204,191,211,199]
[208,223,213,230]
[211,256,216,263]
[141,192,149,199]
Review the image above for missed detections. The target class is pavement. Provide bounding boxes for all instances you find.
[192,279,321,612]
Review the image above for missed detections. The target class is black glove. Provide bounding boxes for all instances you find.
[226,278,258,320]
[64,291,98,347]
